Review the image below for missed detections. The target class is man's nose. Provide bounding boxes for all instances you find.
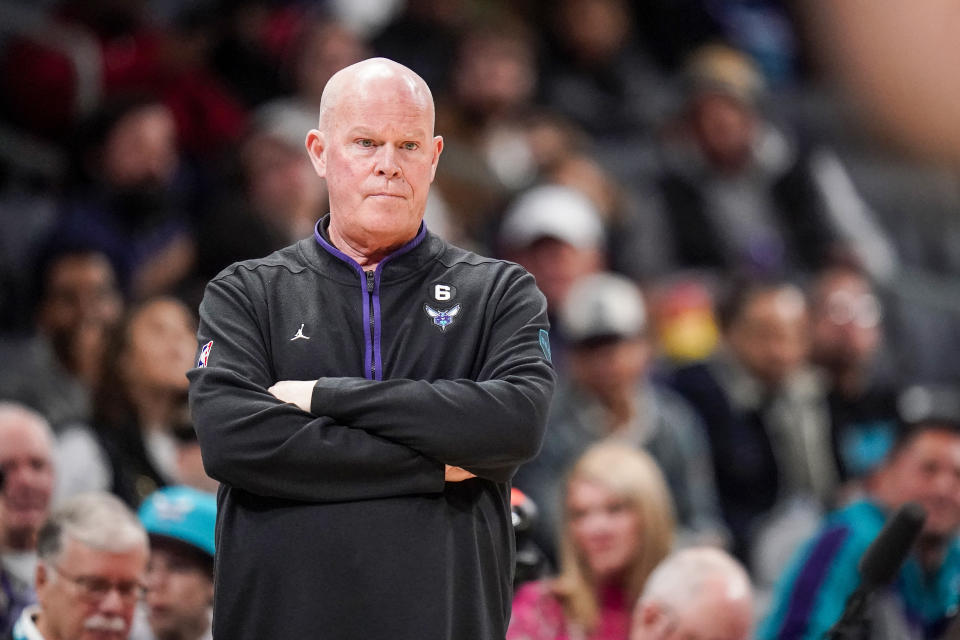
[98,587,127,614]
[374,146,401,179]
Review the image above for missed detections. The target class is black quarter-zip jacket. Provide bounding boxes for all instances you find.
[187,217,556,639]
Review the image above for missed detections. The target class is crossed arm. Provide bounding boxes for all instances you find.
[188,272,554,502]
[268,381,488,482]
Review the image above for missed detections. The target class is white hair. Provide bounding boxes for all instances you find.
[640,547,752,611]
[0,401,56,445]
[37,492,148,563]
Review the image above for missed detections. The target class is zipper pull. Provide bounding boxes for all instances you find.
[365,269,375,293]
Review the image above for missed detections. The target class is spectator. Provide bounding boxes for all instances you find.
[432,18,541,245]
[671,278,834,562]
[210,1,303,109]
[652,44,897,282]
[0,404,56,589]
[195,103,327,282]
[630,547,754,640]
[759,418,960,639]
[10,492,149,640]
[514,272,725,561]
[498,184,605,367]
[0,247,123,430]
[540,0,668,175]
[0,0,246,152]
[372,0,471,90]
[284,16,371,113]
[92,297,198,506]
[57,95,196,300]
[508,443,675,640]
[808,262,902,484]
[136,486,215,640]
[0,403,56,636]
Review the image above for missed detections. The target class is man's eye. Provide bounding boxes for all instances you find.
[357,139,374,147]
[402,142,419,151]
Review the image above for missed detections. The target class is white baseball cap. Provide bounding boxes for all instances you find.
[560,272,647,343]
[499,184,605,251]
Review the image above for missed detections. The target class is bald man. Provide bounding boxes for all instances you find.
[631,547,755,640]
[188,58,555,639]
[0,403,55,579]
[0,403,56,636]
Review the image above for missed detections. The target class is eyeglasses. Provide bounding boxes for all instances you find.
[823,290,882,329]
[50,564,146,603]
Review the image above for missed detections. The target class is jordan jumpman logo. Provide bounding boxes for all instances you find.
[291,324,310,341]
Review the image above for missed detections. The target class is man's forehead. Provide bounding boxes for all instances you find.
[62,537,147,570]
[343,121,430,138]
[909,429,960,455]
[322,59,434,129]
[0,419,52,453]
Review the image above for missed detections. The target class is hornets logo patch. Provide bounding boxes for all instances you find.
[424,304,461,332]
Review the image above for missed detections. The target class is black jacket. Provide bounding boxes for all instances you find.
[187,218,555,639]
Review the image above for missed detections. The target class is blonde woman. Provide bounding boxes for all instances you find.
[508,443,676,640]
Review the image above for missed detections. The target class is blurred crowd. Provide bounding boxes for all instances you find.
[2,0,960,639]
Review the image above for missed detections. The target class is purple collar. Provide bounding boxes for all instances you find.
[313,218,427,271]
[312,217,427,380]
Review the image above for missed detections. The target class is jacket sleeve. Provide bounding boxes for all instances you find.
[757,524,862,640]
[187,275,445,502]
[310,270,556,483]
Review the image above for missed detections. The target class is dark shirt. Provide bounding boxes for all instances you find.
[188,218,555,639]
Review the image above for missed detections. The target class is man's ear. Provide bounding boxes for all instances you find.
[305,130,326,178]
[633,602,670,639]
[35,562,48,590]
[429,135,443,182]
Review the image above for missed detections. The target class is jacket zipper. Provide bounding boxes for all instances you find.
[365,269,376,379]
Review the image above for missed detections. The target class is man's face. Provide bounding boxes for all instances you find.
[101,104,178,189]
[38,253,123,372]
[570,337,650,400]
[726,288,809,388]
[690,93,756,171]
[881,429,960,538]
[0,417,54,547]
[307,75,443,254]
[145,544,213,639]
[36,537,148,640]
[243,135,327,230]
[514,237,601,312]
[809,270,882,377]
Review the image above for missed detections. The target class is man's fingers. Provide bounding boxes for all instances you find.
[444,465,477,482]
[268,380,316,412]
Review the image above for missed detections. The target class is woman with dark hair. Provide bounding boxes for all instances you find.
[93,296,198,505]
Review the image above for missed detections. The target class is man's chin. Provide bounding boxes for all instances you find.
[82,630,128,640]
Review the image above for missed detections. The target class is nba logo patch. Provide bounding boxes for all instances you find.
[197,341,213,368]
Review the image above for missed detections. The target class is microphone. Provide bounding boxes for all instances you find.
[826,501,927,639]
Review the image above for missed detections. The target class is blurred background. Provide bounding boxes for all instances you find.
[2,0,960,630]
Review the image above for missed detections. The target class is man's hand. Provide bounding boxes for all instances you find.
[268,380,316,413]
[444,465,476,482]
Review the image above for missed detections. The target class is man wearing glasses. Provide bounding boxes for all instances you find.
[9,492,148,640]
